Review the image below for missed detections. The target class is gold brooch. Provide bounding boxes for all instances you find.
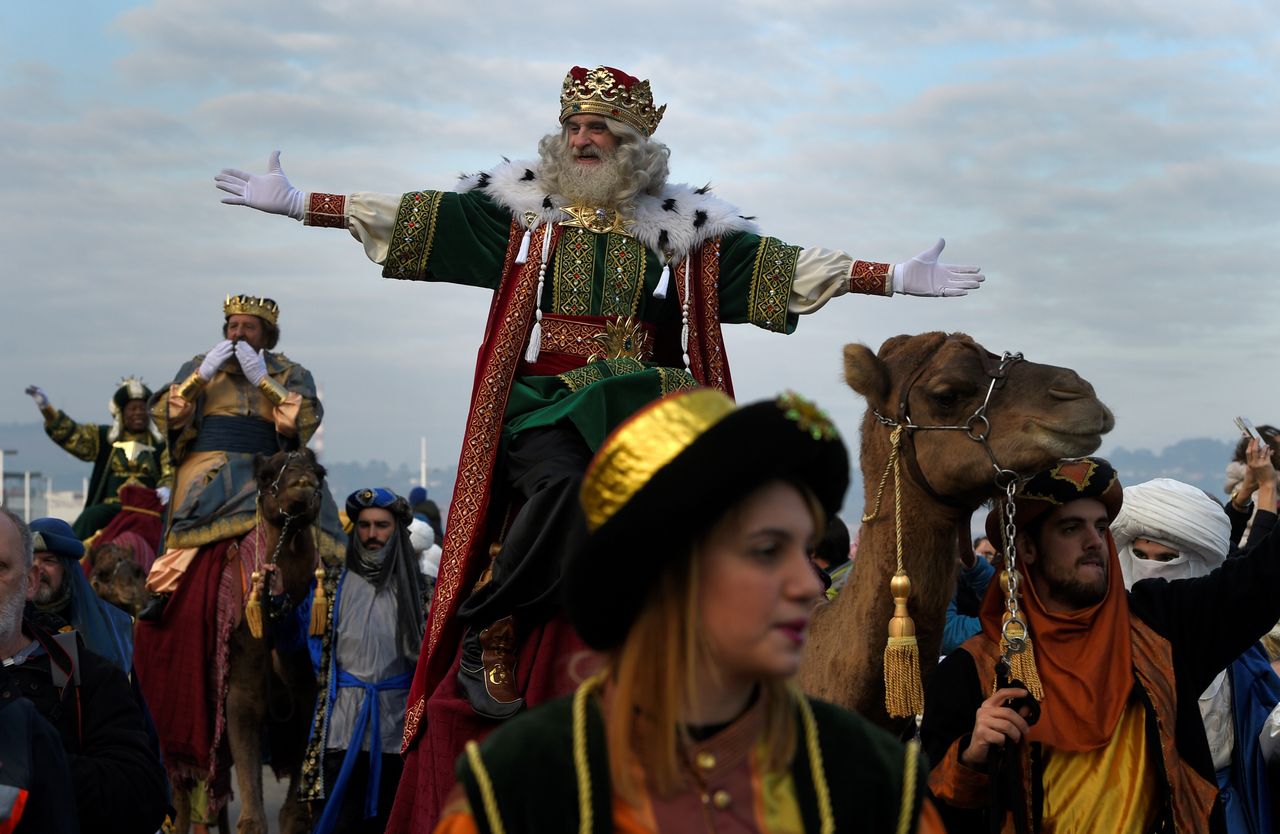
[588,316,646,363]
[560,204,633,236]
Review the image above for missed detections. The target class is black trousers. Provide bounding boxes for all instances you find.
[320,750,404,834]
[456,425,592,626]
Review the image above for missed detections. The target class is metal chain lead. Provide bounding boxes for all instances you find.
[1000,477,1027,656]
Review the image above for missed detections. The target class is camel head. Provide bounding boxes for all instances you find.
[89,542,147,616]
[845,332,1115,505]
[254,447,326,525]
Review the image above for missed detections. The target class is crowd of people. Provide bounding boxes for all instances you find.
[3,61,1279,834]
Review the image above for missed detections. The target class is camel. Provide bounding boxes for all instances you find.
[799,332,1115,727]
[88,540,148,615]
[174,449,323,834]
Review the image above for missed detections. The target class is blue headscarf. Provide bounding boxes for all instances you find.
[29,517,134,673]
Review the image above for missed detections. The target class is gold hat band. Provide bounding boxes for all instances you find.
[580,388,735,532]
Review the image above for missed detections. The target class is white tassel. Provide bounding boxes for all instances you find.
[525,316,542,363]
[523,224,553,364]
[515,227,532,264]
[653,261,671,299]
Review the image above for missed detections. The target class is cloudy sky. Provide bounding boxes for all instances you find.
[3,1,1278,479]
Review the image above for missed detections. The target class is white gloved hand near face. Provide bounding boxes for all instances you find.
[156,486,171,506]
[25,385,50,409]
[215,151,306,221]
[893,239,985,297]
[234,341,270,386]
[198,340,236,381]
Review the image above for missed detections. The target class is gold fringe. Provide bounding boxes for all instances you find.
[245,571,264,639]
[1008,632,1045,701]
[309,567,328,637]
[883,569,924,717]
[884,636,924,717]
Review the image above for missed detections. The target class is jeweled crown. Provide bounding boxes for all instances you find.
[223,294,280,325]
[559,65,666,137]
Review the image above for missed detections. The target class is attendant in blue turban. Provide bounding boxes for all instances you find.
[28,516,135,673]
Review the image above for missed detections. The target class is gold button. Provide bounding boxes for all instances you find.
[712,790,731,810]
[694,751,716,770]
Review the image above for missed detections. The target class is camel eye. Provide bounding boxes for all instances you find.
[931,390,960,411]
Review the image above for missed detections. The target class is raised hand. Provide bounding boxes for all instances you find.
[234,341,269,386]
[894,238,985,297]
[24,385,50,409]
[198,340,236,381]
[215,150,306,220]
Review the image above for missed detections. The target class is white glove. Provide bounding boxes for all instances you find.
[198,340,236,381]
[156,486,171,506]
[215,150,306,221]
[24,385,49,409]
[892,239,985,297]
[235,341,269,386]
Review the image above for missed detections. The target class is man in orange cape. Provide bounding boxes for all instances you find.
[923,456,1280,833]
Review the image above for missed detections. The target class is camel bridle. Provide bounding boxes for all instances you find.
[870,340,1025,502]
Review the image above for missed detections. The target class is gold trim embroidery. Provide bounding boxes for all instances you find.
[553,226,595,316]
[747,236,800,333]
[600,233,646,317]
[656,367,697,395]
[426,222,551,666]
[556,357,646,393]
[384,190,445,280]
[538,316,654,361]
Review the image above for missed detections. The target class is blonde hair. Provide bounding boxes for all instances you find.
[537,117,671,212]
[601,480,826,802]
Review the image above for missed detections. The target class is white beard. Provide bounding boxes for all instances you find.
[554,148,627,207]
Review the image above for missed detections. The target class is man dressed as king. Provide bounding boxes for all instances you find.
[216,64,987,830]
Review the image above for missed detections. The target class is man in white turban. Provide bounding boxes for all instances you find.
[1113,478,1280,834]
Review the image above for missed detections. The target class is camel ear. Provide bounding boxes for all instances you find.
[253,452,273,485]
[843,343,891,404]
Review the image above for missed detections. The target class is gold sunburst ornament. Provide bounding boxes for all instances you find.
[587,317,647,363]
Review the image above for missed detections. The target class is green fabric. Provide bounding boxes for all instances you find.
[504,360,697,452]
[456,693,923,834]
[380,190,805,453]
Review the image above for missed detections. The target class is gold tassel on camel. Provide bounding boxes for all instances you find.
[862,425,924,717]
[884,570,924,717]
[245,570,265,639]
[309,566,328,636]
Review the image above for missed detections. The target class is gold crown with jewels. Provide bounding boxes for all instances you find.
[559,65,666,137]
[223,294,279,325]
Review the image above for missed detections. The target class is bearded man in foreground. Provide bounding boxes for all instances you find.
[217,64,986,829]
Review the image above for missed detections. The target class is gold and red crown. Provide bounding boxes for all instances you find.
[223,293,279,325]
[559,65,666,137]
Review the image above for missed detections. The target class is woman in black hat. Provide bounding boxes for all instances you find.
[438,388,941,833]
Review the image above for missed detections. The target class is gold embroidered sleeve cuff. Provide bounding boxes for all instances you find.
[176,371,207,400]
[850,260,893,297]
[258,376,290,407]
[303,193,348,228]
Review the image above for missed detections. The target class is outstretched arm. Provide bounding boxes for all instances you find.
[28,386,101,463]
[789,238,985,314]
[215,152,509,286]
